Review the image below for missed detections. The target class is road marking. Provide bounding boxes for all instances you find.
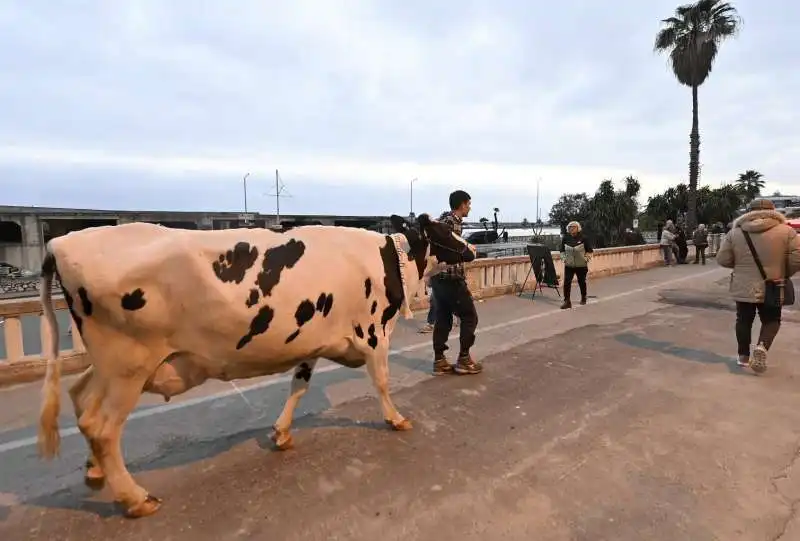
[0,267,722,455]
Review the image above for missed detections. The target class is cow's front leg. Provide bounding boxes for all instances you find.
[272,360,318,450]
[366,346,412,431]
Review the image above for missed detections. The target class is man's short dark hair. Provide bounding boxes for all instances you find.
[449,190,471,211]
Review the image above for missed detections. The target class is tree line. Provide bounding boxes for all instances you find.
[547,170,767,248]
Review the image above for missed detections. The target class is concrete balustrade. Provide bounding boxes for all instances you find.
[0,296,88,386]
[411,243,666,309]
[0,244,666,387]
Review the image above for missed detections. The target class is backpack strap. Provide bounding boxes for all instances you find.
[741,229,767,280]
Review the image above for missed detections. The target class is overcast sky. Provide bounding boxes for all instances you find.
[0,0,796,221]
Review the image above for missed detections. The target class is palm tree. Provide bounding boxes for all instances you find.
[654,0,741,231]
[735,169,765,203]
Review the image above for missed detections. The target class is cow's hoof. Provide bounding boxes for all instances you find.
[386,418,413,431]
[125,494,162,519]
[271,430,294,450]
[84,472,105,490]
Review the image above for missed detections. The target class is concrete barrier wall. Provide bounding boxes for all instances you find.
[0,244,665,387]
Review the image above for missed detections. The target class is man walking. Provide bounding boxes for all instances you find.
[717,198,800,372]
[693,224,709,264]
[660,220,676,265]
[430,190,481,375]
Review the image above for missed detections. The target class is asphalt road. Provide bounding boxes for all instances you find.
[2,263,799,540]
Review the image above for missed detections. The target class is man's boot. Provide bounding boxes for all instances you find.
[560,298,571,309]
[455,353,482,375]
[432,356,454,376]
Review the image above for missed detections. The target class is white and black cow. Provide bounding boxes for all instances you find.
[36,213,476,518]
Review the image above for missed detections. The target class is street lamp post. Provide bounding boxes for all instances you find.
[243,173,250,225]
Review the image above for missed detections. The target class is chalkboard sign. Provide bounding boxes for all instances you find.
[518,243,561,299]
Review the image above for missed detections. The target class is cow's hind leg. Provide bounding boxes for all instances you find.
[271,360,318,450]
[78,370,162,518]
[366,345,411,431]
[68,365,105,489]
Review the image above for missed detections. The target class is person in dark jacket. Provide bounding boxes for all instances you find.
[429,190,481,376]
[559,221,593,309]
[692,224,709,264]
[674,227,689,264]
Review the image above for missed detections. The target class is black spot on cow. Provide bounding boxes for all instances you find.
[121,288,146,311]
[44,255,85,339]
[364,277,372,298]
[295,362,313,382]
[354,324,364,339]
[41,252,56,276]
[61,287,83,336]
[295,299,316,326]
[371,300,377,314]
[367,323,379,349]
[236,304,275,350]
[315,292,334,316]
[255,239,306,297]
[379,237,404,334]
[285,299,316,344]
[213,242,260,284]
[246,288,259,308]
[77,287,93,317]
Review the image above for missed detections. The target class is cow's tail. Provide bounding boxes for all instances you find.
[38,246,62,459]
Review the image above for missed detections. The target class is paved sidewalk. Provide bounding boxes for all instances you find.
[1,264,799,540]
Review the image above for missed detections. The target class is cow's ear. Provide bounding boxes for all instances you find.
[389,214,408,232]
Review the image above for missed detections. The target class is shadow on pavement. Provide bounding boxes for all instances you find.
[657,288,800,322]
[613,332,751,375]
[17,414,392,520]
[7,354,433,520]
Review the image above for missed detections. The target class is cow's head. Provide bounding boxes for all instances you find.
[389,213,476,280]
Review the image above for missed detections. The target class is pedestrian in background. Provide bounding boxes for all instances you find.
[418,283,438,333]
[660,220,676,266]
[717,198,800,373]
[693,224,709,264]
[560,221,593,309]
[675,226,689,264]
[419,283,459,333]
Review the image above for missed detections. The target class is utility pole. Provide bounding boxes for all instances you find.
[242,173,251,225]
[410,178,417,217]
[275,170,280,226]
[267,169,292,228]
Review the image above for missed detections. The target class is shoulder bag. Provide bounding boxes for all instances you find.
[741,229,795,308]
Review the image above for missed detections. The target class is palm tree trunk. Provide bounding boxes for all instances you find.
[687,84,700,231]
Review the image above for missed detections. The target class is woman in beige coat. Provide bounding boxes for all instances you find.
[717,198,800,372]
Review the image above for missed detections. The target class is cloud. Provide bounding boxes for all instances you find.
[0,0,797,220]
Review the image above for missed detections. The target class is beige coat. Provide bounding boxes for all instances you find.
[716,209,800,303]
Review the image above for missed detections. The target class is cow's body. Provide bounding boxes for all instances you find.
[37,216,473,518]
[53,223,413,385]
